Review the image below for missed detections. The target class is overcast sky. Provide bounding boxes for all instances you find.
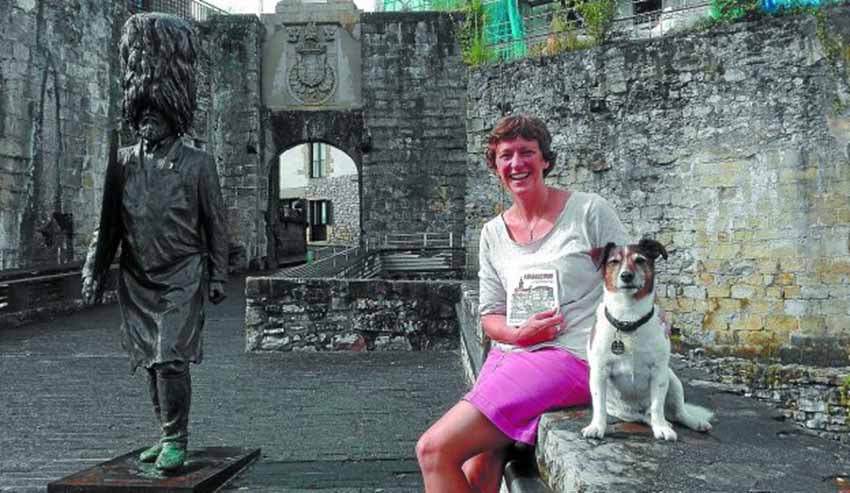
[208,0,376,14]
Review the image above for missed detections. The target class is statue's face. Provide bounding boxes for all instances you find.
[139,108,176,143]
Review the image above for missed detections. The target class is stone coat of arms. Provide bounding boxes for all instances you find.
[288,22,337,105]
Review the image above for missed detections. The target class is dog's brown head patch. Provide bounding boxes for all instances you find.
[601,239,668,300]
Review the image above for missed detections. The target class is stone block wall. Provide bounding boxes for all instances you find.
[0,0,124,270]
[245,276,461,352]
[307,173,361,244]
[202,15,268,270]
[692,357,850,443]
[360,12,468,247]
[0,267,118,329]
[466,10,850,362]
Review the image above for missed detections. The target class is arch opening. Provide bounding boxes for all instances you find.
[268,141,362,266]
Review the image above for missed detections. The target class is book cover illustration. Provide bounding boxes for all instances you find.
[507,269,559,326]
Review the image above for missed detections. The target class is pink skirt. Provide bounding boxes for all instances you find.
[464,346,591,444]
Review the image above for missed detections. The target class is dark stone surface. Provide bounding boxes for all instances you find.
[47,447,259,492]
[0,274,466,492]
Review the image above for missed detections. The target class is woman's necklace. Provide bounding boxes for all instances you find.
[527,214,544,241]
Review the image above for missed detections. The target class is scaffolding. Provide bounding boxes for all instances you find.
[377,0,719,61]
[127,0,228,22]
[378,0,529,60]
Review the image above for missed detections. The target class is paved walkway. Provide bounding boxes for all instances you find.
[0,274,467,492]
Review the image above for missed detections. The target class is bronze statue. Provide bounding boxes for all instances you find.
[82,13,228,472]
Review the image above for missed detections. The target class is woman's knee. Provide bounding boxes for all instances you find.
[415,429,440,467]
[416,426,458,472]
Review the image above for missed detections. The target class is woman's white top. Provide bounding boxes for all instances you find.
[478,191,628,360]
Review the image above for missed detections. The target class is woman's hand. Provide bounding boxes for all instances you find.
[511,308,564,346]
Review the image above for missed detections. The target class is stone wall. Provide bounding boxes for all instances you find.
[360,12,468,247]
[691,356,850,443]
[245,276,461,351]
[467,10,850,363]
[0,0,124,270]
[307,173,360,244]
[202,15,268,270]
[0,267,118,329]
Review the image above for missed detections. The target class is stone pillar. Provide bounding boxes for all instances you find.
[360,12,468,247]
[203,15,268,270]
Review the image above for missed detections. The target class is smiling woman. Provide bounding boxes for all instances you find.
[416,114,629,493]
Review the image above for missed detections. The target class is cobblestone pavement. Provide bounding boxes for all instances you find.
[0,274,467,492]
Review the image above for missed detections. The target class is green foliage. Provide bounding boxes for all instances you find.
[575,0,618,45]
[692,16,722,31]
[430,0,460,11]
[454,0,494,66]
[541,7,594,56]
[814,9,843,65]
[710,0,762,22]
[839,375,850,407]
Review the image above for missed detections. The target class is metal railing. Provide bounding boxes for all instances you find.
[278,245,367,278]
[487,1,712,58]
[367,232,460,250]
[127,0,228,22]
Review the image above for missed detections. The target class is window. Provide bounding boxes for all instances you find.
[310,143,326,178]
[308,200,331,226]
[308,200,331,242]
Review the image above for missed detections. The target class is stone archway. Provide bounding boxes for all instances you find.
[268,110,366,169]
[265,110,367,266]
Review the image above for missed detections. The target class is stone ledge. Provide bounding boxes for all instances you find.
[245,276,462,352]
[0,267,118,330]
[536,361,850,493]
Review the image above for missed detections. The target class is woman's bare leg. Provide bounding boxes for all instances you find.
[417,400,514,493]
[463,448,509,493]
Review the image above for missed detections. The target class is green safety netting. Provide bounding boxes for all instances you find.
[485,0,527,59]
[379,0,528,60]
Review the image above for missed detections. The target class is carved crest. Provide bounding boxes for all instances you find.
[287,22,336,105]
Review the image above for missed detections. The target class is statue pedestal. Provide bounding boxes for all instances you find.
[47,447,261,492]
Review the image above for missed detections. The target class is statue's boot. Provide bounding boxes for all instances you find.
[154,361,191,472]
[139,368,162,463]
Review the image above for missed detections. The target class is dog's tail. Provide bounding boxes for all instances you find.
[680,403,714,431]
[684,403,714,421]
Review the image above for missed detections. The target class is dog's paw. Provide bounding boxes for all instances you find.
[652,424,678,441]
[581,423,606,439]
[693,420,712,432]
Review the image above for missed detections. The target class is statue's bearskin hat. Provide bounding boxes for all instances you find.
[120,13,197,136]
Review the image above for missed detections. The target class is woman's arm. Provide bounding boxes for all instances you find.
[478,223,565,346]
[482,309,564,346]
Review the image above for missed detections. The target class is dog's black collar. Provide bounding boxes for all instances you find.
[604,307,654,333]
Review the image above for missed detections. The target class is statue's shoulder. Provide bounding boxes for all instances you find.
[178,139,214,163]
[117,144,137,163]
[115,144,141,170]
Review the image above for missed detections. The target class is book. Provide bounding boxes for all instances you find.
[507,269,559,326]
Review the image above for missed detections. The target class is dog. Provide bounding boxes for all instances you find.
[581,238,713,441]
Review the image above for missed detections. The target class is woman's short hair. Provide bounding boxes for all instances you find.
[485,115,558,177]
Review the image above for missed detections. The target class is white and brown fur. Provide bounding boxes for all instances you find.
[582,239,713,441]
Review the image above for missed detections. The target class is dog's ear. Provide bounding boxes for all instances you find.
[638,238,668,261]
[591,242,617,271]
